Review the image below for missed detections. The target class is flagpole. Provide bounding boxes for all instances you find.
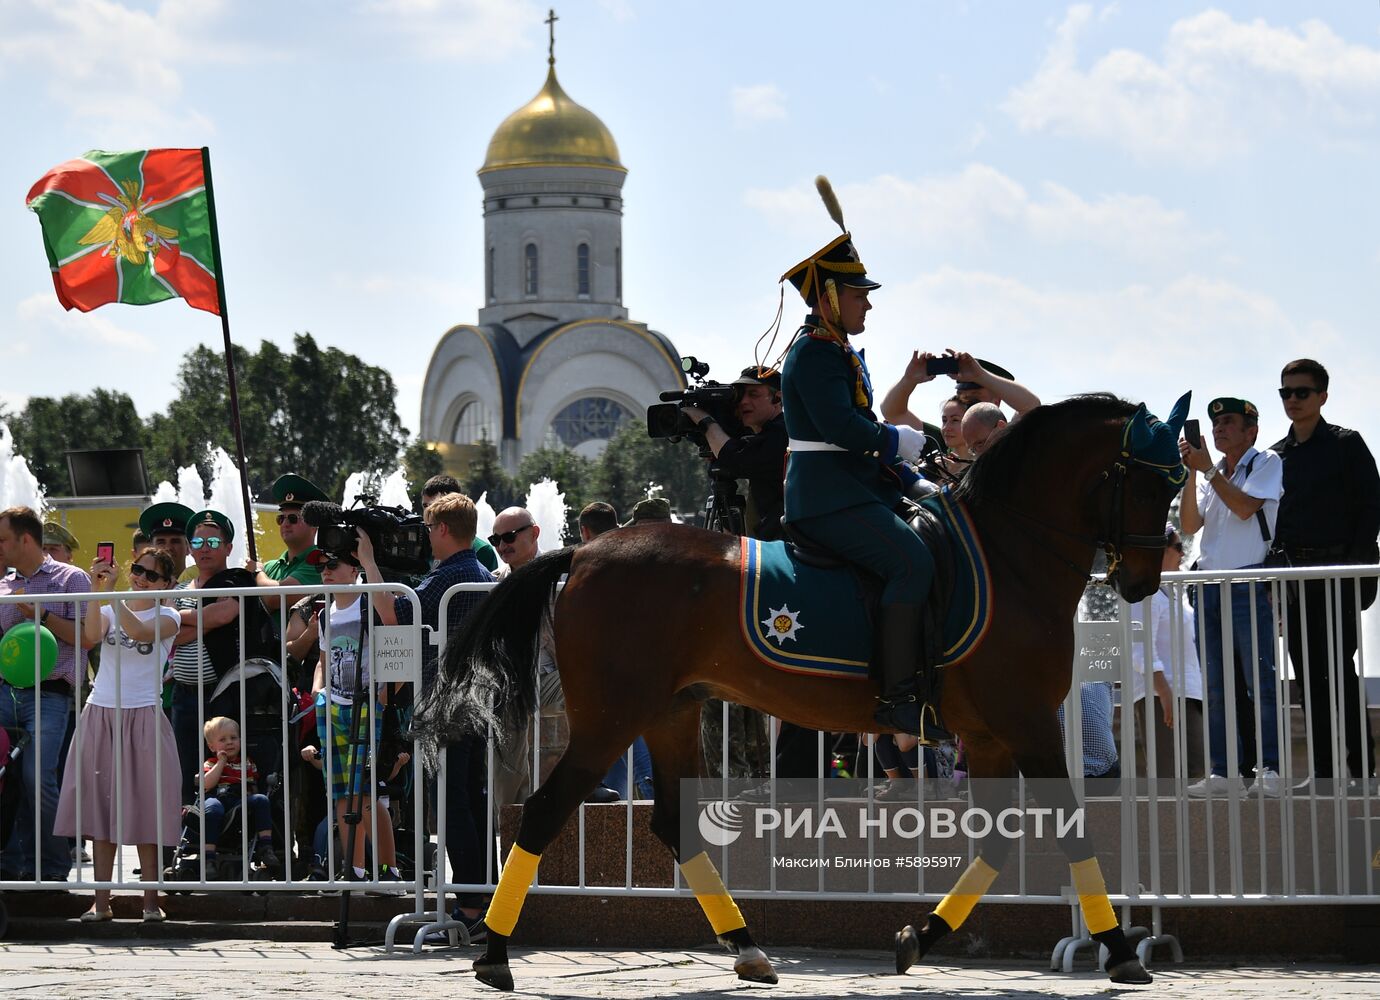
[200,146,259,564]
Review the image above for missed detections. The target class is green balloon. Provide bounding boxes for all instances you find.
[0,621,59,688]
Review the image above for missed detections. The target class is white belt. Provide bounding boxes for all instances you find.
[788,438,846,453]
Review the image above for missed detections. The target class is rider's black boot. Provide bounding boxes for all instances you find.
[872,603,951,745]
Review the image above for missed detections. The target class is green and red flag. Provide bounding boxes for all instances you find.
[26,148,221,315]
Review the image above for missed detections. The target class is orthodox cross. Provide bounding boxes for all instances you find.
[546,8,559,65]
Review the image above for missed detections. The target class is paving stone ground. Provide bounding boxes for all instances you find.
[1,940,1377,998]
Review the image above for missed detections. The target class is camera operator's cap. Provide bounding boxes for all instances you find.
[955,359,1014,391]
[623,497,672,526]
[139,501,195,539]
[271,473,329,509]
[732,365,781,392]
[185,508,234,541]
[781,232,880,307]
[42,521,79,551]
[1208,397,1258,422]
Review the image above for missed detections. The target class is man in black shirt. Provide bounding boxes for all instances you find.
[1271,358,1380,787]
[681,366,787,542]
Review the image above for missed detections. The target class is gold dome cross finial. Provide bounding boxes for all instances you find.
[546,8,558,66]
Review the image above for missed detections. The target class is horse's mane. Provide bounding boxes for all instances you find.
[952,393,1138,505]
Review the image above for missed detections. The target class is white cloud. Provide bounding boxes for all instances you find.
[16,292,155,354]
[1004,5,1380,162]
[360,0,543,61]
[745,165,1209,261]
[731,83,787,126]
[0,0,254,136]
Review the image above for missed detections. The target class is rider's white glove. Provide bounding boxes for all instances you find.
[894,425,926,464]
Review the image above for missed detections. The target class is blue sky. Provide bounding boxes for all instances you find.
[2,0,1378,456]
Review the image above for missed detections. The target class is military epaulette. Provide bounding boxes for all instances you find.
[803,324,847,345]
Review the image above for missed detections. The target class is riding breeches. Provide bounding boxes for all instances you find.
[791,501,934,606]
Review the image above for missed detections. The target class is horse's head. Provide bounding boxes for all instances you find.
[1100,392,1191,602]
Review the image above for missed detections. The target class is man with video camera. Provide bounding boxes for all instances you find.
[681,366,787,542]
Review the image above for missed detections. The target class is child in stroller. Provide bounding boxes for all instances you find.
[168,717,281,881]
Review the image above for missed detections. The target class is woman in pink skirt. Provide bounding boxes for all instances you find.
[56,547,182,922]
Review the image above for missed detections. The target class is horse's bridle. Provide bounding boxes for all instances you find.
[980,417,1177,585]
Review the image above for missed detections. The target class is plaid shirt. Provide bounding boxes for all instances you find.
[393,547,494,684]
[0,555,92,688]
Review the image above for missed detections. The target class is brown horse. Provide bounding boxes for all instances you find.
[414,392,1190,992]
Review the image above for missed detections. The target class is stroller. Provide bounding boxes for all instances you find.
[165,771,286,884]
[1,726,31,937]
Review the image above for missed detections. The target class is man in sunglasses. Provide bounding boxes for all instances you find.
[140,501,196,584]
[251,474,327,613]
[489,508,541,576]
[1271,358,1380,791]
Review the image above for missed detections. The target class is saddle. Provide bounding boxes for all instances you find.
[778,495,958,680]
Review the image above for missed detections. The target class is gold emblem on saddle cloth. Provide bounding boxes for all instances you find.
[762,605,803,645]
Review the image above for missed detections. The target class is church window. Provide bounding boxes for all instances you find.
[577,243,590,297]
[524,243,539,296]
[452,400,495,445]
[550,396,632,449]
[486,246,495,302]
[615,246,622,303]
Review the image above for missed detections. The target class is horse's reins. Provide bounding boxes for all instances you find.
[975,418,1170,585]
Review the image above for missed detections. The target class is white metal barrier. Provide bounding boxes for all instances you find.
[2,564,1376,961]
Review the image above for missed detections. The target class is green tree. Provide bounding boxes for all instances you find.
[144,333,407,498]
[402,438,445,498]
[460,433,517,511]
[9,389,148,496]
[593,423,708,522]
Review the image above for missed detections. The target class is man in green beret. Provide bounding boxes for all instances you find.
[41,521,80,564]
[250,473,326,612]
[140,501,195,584]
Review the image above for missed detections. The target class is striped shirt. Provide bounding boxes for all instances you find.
[171,585,218,686]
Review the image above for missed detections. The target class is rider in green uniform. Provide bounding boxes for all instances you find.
[779,193,949,743]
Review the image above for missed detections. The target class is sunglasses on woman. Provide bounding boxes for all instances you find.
[488,524,534,546]
[190,536,223,550]
[128,564,169,582]
[1277,386,1318,401]
[322,558,358,572]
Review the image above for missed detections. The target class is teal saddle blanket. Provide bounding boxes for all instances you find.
[738,489,992,680]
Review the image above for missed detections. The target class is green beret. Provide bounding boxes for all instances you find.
[271,473,329,508]
[140,502,194,538]
[624,497,672,526]
[1208,397,1258,422]
[42,521,80,551]
[185,509,234,541]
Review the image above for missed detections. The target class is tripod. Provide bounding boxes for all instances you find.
[702,467,746,536]
[332,648,375,950]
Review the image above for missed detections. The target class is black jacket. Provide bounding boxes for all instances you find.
[716,412,787,540]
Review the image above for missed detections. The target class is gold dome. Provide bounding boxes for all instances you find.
[481,65,623,173]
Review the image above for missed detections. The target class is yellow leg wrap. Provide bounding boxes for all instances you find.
[484,845,541,938]
[933,856,999,931]
[680,851,747,936]
[1069,857,1118,934]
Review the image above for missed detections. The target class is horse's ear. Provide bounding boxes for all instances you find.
[1163,391,1192,435]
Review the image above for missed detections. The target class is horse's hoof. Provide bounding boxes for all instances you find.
[896,925,921,974]
[734,946,778,984]
[1107,958,1153,985]
[473,958,515,992]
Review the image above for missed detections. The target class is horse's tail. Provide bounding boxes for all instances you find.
[412,546,576,769]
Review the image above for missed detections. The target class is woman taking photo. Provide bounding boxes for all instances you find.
[55,547,182,922]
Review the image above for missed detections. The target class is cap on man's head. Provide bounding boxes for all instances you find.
[1208,397,1258,423]
[781,233,881,308]
[732,366,781,392]
[140,502,195,539]
[623,497,672,526]
[185,509,234,541]
[42,521,80,551]
[955,359,1014,392]
[271,473,329,509]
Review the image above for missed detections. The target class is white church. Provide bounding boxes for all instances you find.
[420,36,685,474]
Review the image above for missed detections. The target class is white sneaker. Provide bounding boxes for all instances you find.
[1186,774,1243,798]
[1249,768,1281,798]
